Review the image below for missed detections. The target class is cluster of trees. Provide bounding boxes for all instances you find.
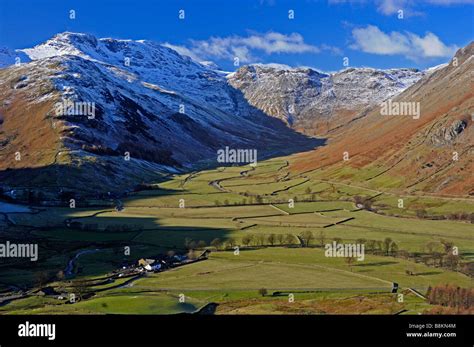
[426,284,473,313]
[206,232,405,255]
[355,237,399,256]
[445,212,474,223]
[104,224,143,232]
[214,192,323,207]
[184,238,208,250]
[68,222,143,232]
[214,192,326,207]
[214,195,264,206]
[420,240,461,270]
[68,222,99,231]
[414,209,473,223]
[298,188,319,202]
[190,233,468,276]
[206,231,365,250]
[412,208,474,221]
[461,262,474,277]
[299,230,315,247]
[207,233,298,250]
[400,239,466,274]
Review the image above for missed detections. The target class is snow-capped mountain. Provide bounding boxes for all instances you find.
[227,64,425,134]
[0,32,317,197]
[19,32,245,117]
[0,31,449,197]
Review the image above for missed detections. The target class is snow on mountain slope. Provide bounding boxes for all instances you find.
[0,32,318,197]
[20,32,249,118]
[228,64,425,135]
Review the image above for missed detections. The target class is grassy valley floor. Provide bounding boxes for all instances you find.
[0,156,472,314]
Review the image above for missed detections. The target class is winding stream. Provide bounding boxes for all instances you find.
[65,249,102,276]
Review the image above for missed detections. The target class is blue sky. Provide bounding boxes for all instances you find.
[0,0,473,71]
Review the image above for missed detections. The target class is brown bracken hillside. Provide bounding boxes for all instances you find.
[291,42,473,196]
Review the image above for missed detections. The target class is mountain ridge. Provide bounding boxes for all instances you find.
[0,32,318,198]
[0,32,470,199]
[228,63,425,135]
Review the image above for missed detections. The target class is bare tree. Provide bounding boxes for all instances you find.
[277,234,284,245]
[345,256,356,271]
[73,279,89,301]
[366,240,376,252]
[210,238,222,250]
[443,253,460,270]
[267,234,277,246]
[225,238,236,250]
[440,239,454,254]
[197,240,207,249]
[299,231,314,247]
[383,237,393,255]
[35,271,49,290]
[242,234,253,247]
[416,209,427,218]
[318,231,326,247]
[425,241,439,254]
[390,242,399,255]
[285,233,295,246]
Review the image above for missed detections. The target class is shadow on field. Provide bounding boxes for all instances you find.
[0,196,234,287]
[413,271,442,276]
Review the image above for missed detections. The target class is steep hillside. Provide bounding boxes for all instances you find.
[0,32,317,198]
[291,42,474,196]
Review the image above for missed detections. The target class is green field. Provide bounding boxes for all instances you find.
[0,156,472,314]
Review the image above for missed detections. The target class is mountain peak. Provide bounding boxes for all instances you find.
[19,31,203,71]
[21,31,97,60]
[452,40,474,65]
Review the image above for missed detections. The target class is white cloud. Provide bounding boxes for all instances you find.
[425,0,474,4]
[164,32,337,63]
[375,0,473,15]
[377,0,409,15]
[328,0,416,16]
[329,0,473,15]
[350,25,458,60]
[162,43,202,62]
